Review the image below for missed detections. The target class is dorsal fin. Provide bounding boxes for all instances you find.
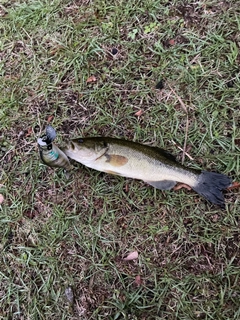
[154,146,177,163]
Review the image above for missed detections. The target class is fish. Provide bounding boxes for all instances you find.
[62,137,232,207]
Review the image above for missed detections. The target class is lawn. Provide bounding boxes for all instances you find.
[0,0,240,319]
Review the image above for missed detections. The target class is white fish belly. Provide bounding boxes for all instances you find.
[89,156,198,187]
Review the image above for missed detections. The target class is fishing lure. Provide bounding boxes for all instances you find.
[37,125,71,170]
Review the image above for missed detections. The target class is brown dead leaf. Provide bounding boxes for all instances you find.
[123,251,138,261]
[168,39,176,46]
[26,127,33,137]
[134,275,142,286]
[227,181,240,190]
[86,75,97,83]
[134,109,144,117]
[0,194,4,204]
[173,183,192,191]
[47,115,54,123]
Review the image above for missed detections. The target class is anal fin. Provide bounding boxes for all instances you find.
[145,180,176,190]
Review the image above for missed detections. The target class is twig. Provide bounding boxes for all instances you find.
[0,146,15,162]
[171,140,194,160]
[168,85,189,164]
[169,85,188,113]
[182,114,189,164]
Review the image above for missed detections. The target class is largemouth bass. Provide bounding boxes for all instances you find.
[62,137,232,207]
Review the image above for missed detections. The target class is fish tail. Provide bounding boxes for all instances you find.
[193,171,231,207]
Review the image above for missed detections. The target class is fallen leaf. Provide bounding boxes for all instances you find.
[0,194,4,204]
[134,275,142,286]
[227,181,240,190]
[86,75,97,83]
[134,109,144,117]
[123,251,138,261]
[173,183,192,191]
[168,39,175,46]
[26,127,33,137]
[47,115,54,123]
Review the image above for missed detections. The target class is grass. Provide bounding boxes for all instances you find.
[0,0,240,319]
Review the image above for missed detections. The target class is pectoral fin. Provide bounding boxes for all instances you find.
[105,154,128,167]
[145,180,176,190]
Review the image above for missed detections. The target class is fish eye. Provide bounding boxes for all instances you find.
[78,139,84,143]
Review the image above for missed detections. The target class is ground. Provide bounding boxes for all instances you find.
[0,0,240,319]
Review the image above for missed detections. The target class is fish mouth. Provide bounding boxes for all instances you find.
[62,144,89,160]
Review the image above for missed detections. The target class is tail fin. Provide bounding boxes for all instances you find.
[193,171,231,207]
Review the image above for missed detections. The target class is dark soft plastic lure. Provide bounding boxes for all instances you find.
[45,125,57,143]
